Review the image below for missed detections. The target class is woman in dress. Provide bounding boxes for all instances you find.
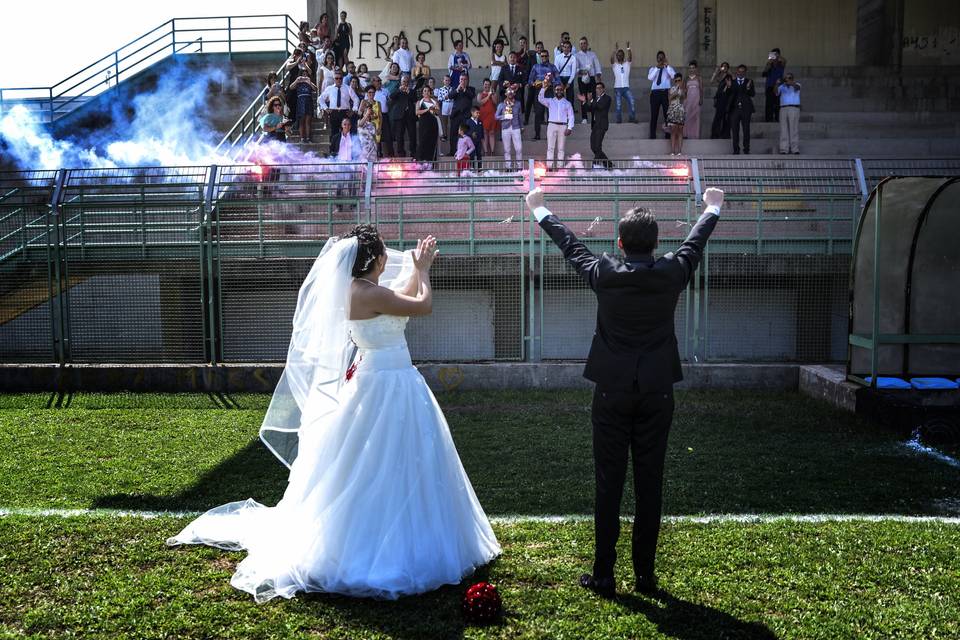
[363,85,383,158]
[259,96,288,143]
[489,40,506,95]
[683,61,702,139]
[290,69,318,143]
[412,52,431,93]
[477,78,498,157]
[667,73,686,156]
[357,63,370,89]
[415,86,441,164]
[318,52,337,92]
[448,40,472,89]
[334,10,352,69]
[357,98,380,163]
[169,228,500,602]
[380,62,402,95]
[314,12,330,44]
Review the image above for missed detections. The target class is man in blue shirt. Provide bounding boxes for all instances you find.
[775,73,801,154]
[529,50,559,140]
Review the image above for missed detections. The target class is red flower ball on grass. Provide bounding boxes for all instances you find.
[462,582,501,624]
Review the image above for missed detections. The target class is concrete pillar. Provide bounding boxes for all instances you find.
[507,0,534,51]
[856,0,904,67]
[307,0,339,29]
[509,0,530,49]
[685,0,717,68]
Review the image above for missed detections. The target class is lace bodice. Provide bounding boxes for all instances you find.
[349,314,409,350]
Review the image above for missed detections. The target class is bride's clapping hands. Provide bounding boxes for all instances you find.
[414,236,439,271]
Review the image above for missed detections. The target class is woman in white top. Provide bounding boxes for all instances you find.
[318,52,337,92]
[489,40,506,94]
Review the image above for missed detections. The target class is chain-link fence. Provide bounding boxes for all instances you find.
[2,157,958,366]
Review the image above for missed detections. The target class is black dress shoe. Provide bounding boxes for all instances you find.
[579,573,615,599]
[634,575,659,595]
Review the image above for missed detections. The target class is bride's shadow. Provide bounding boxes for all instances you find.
[616,589,778,640]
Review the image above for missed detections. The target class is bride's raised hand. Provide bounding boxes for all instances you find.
[413,235,438,270]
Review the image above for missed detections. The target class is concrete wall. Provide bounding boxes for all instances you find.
[902,0,960,65]
[338,0,960,72]
[715,0,857,67]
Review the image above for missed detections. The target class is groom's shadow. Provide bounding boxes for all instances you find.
[617,589,778,640]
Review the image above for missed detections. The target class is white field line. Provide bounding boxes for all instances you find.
[0,508,958,525]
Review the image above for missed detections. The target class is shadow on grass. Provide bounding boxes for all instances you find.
[618,589,777,640]
[93,440,287,512]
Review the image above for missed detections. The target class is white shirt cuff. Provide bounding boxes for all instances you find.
[704,205,721,217]
[533,206,552,222]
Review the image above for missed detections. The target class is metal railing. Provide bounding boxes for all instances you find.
[2,157,959,366]
[0,15,297,125]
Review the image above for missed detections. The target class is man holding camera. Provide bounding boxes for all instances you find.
[775,73,801,154]
[762,48,786,122]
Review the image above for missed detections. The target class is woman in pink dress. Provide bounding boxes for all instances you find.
[684,61,702,139]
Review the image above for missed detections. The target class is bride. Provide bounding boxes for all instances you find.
[168,225,500,602]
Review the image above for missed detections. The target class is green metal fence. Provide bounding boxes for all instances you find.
[1,157,955,366]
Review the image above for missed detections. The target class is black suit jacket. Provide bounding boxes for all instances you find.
[465,118,484,157]
[328,132,358,158]
[539,211,718,391]
[388,88,416,122]
[582,93,612,130]
[728,77,756,114]
[450,85,476,118]
[500,64,528,91]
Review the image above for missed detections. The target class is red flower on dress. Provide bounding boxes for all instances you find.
[462,581,501,624]
[345,356,362,381]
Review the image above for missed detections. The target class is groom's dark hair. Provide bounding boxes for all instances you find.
[345,224,385,277]
[619,208,658,254]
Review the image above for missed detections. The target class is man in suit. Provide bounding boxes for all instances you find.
[448,74,476,157]
[525,185,725,599]
[500,51,528,116]
[579,81,613,168]
[388,75,416,156]
[728,64,755,155]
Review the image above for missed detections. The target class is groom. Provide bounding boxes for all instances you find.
[525,185,724,598]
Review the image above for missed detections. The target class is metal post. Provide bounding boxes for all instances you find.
[48,88,54,125]
[171,19,177,56]
[853,157,868,201]
[228,17,233,59]
[869,184,882,386]
[526,158,540,362]
[49,170,68,365]
[364,161,374,223]
[114,51,120,93]
[202,165,219,365]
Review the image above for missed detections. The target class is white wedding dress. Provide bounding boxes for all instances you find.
[168,239,500,602]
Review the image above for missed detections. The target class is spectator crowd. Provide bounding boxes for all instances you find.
[259,16,804,169]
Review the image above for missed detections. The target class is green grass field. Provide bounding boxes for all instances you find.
[1,390,959,638]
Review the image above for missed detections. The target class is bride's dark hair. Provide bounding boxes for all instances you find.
[344,224,385,277]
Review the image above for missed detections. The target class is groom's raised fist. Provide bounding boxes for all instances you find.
[703,187,724,208]
[525,187,545,213]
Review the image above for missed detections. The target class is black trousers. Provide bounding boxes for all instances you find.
[405,117,417,157]
[391,118,408,156]
[590,126,610,167]
[710,106,730,139]
[730,108,751,153]
[578,78,596,120]
[449,112,467,156]
[524,84,538,125]
[329,110,347,144]
[649,89,669,139]
[764,86,780,122]
[591,387,674,581]
[380,117,394,156]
